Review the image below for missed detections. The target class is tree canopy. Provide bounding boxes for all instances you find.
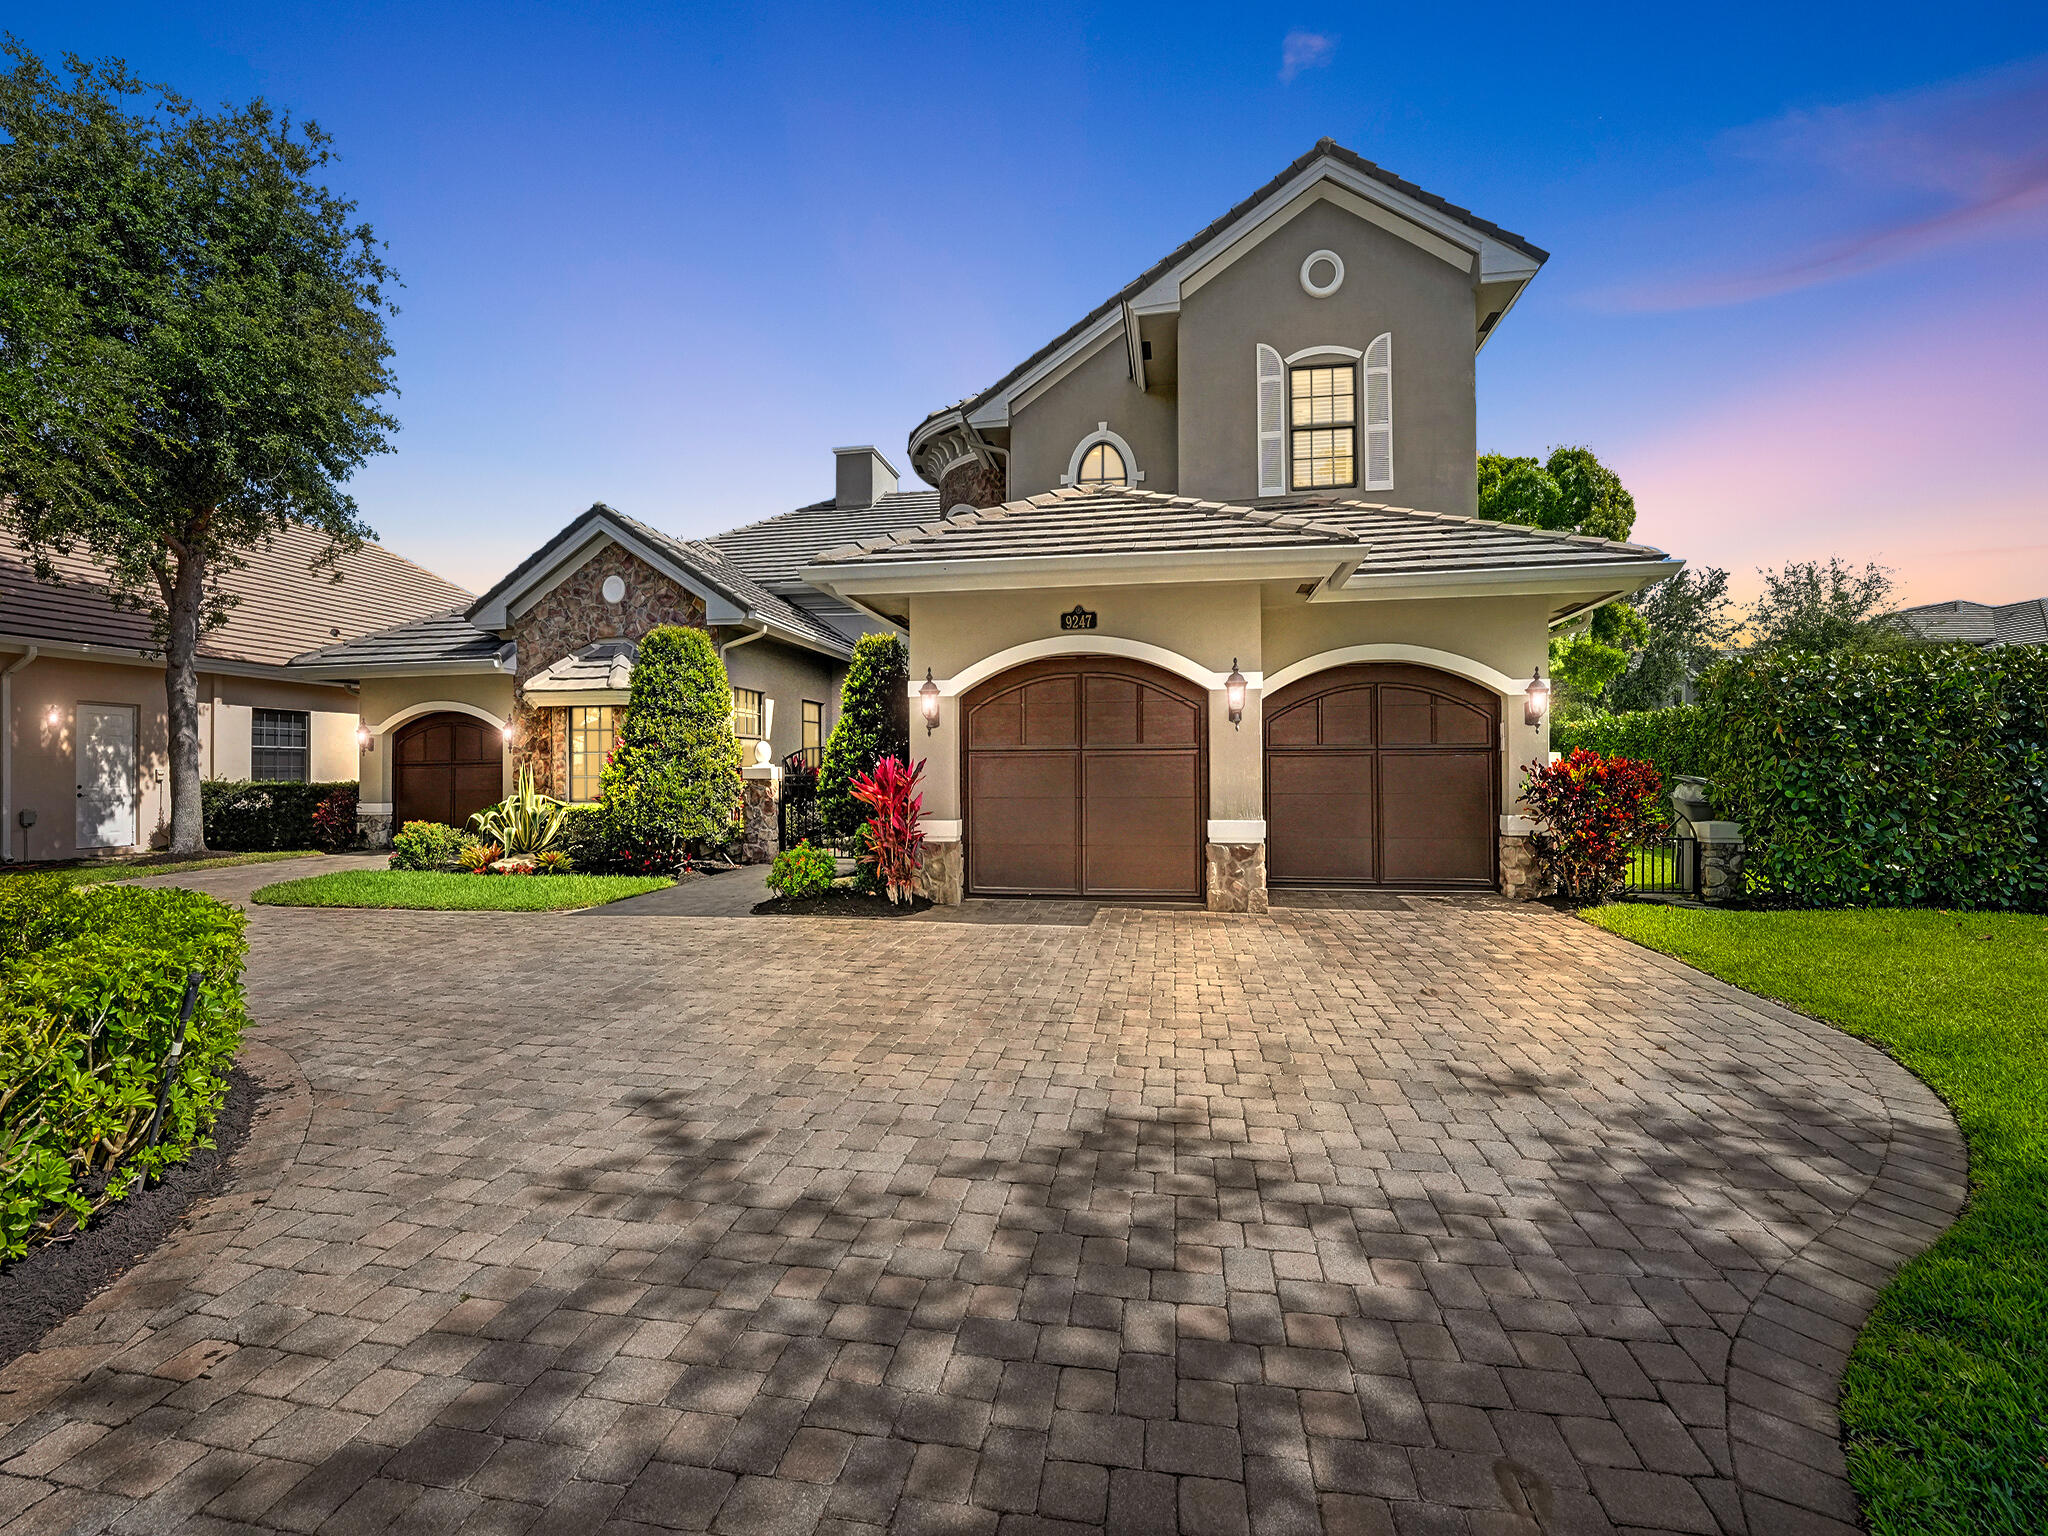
[1476,445,1638,542]
[1744,558,1910,654]
[0,44,399,850]
[1606,566,1736,712]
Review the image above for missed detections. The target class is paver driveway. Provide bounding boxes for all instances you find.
[0,868,1963,1536]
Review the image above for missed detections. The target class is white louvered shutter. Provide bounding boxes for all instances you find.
[1364,333,1392,490]
[1256,344,1285,496]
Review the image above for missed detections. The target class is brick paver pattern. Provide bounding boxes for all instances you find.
[0,882,1963,1535]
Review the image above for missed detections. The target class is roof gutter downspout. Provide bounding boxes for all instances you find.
[719,624,769,666]
[2,647,40,864]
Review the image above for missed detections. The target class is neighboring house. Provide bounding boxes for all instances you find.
[1,527,470,864]
[1891,597,2048,648]
[291,446,930,843]
[802,138,1681,908]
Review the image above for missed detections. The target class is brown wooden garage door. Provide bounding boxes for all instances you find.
[1264,664,1498,888]
[964,658,1204,899]
[393,712,503,830]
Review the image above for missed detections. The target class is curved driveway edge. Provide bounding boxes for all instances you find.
[0,890,1967,1536]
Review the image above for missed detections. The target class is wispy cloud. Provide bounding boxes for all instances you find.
[1612,55,2048,311]
[1279,30,1335,84]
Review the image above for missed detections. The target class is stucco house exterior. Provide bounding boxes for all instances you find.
[292,448,931,843]
[802,139,1681,910]
[1,527,469,864]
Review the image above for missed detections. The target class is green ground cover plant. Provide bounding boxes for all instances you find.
[252,870,669,911]
[1,873,249,1258]
[1585,903,2048,1535]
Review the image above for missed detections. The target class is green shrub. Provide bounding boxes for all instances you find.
[1708,648,2048,909]
[766,840,835,900]
[0,879,248,1259]
[1551,706,1715,789]
[563,805,606,868]
[389,820,465,870]
[201,780,357,850]
[820,633,908,840]
[599,626,742,865]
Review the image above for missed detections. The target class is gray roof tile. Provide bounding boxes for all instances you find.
[289,608,505,670]
[4,524,471,667]
[1894,597,2048,647]
[805,485,1669,577]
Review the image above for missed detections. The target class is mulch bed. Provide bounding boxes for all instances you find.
[0,1065,261,1370]
[753,890,934,918]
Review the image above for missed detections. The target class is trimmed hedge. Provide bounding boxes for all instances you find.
[1551,707,1714,790]
[202,780,359,851]
[0,874,249,1258]
[1708,649,2048,910]
[821,633,909,841]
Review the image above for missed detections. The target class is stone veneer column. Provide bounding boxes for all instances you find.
[739,764,780,865]
[1695,820,1746,903]
[357,807,394,850]
[1205,842,1269,914]
[1498,814,1543,900]
[915,841,964,905]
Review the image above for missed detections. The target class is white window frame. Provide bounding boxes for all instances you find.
[1060,423,1144,487]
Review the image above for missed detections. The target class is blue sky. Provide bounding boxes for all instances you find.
[15,2,2048,604]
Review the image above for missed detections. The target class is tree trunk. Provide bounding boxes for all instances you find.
[163,543,208,856]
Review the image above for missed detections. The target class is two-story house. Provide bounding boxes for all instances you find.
[803,139,1680,909]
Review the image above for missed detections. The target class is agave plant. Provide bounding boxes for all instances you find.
[469,765,570,856]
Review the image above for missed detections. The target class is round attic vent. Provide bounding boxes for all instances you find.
[601,574,627,604]
[1300,249,1344,298]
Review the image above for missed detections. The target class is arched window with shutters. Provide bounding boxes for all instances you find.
[1364,332,1392,491]
[1256,344,1285,495]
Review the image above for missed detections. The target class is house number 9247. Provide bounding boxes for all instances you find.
[1060,605,1097,631]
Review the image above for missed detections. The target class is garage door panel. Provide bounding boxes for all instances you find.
[969,692,1022,747]
[969,752,1079,893]
[1434,700,1492,746]
[1082,753,1198,895]
[1140,689,1198,745]
[1319,689,1375,746]
[1380,753,1494,883]
[1266,754,1373,882]
[1266,700,1318,746]
[1022,678,1079,747]
[1084,677,1139,744]
[1378,688,1436,746]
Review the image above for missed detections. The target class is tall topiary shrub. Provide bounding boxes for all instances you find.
[598,626,742,867]
[820,633,909,840]
[1708,647,2048,910]
[1551,706,1716,790]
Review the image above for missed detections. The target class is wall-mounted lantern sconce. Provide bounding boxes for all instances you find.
[919,669,942,733]
[1226,660,1247,729]
[355,724,372,752]
[1524,666,1552,727]
[501,722,515,746]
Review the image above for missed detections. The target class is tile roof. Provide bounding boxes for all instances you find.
[288,608,506,671]
[602,508,857,655]
[1893,597,2048,647]
[708,491,942,587]
[806,485,1670,577]
[3,523,472,668]
[522,639,637,694]
[912,138,1547,441]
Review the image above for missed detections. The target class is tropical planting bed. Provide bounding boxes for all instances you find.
[1586,903,2048,1534]
[252,870,672,911]
[753,887,933,918]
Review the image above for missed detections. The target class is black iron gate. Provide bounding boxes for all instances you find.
[776,747,848,854]
[1626,833,1699,898]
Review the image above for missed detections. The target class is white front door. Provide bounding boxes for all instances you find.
[76,703,138,850]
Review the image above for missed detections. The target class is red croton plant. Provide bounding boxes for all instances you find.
[1520,747,1666,901]
[849,755,926,905]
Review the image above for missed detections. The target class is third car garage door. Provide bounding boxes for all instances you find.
[963,658,1204,899]
[1264,664,1498,888]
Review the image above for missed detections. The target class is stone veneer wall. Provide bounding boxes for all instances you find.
[938,459,1006,512]
[509,544,707,797]
[915,842,964,905]
[1499,833,1542,900]
[1205,842,1269,914]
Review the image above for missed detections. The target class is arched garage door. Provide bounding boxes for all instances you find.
[1264,664,1498,888]
[393,712,503,830]
[963,658,1205,899]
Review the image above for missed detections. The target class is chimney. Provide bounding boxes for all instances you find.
[834,445,900,509]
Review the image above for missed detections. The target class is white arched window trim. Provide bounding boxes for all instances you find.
[1060,423,1144,487]
[1283,345,1363,364]
[1364,332,1392,492]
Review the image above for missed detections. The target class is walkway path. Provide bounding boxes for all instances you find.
[0,868,1964,1534]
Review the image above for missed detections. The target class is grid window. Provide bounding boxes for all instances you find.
[732,688,764,741]
[1076,441,1127,487]
[251,710,309,782]
[1289,364,1356,489]
[568,705,617,802]
[802,700,825,755]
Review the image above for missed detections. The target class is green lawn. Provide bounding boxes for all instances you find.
[252,870,670,911]
[67,849,323,883]
[1585,904,2048,1535]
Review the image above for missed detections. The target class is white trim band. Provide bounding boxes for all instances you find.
[909,636,1262,698]
[358,802,394,817]
[1207,820,1267,843]
[1262,644,1521,699]
[364,699,510,736]
[922,819,963,842]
